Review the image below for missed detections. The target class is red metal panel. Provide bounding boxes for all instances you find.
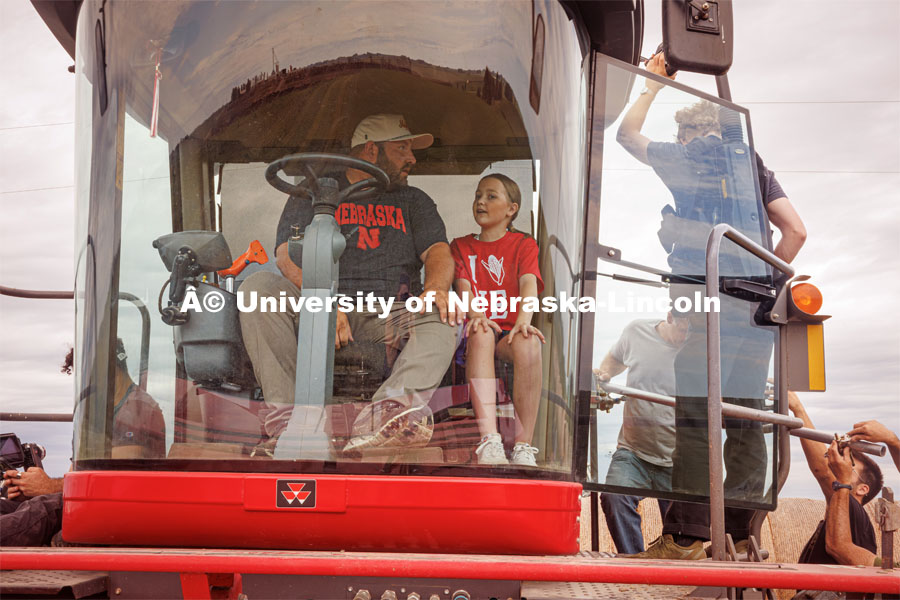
[1,550,898,595]
[62,472,581,555]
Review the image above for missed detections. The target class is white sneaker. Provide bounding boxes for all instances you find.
[510,442,539,467]
[475,434,509,465]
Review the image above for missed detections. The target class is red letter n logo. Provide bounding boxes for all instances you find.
[357,226,381,250]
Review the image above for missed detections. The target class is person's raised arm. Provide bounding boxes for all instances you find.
[766,196,807,263]
[824,441,877,566]
[788,392,834,499]
[848,420,900,472]
[275,242,303,289]
[420,241,458,325]
[616,53,675,165]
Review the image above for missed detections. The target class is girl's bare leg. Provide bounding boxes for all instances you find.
[495,334,541,444]
[466,328,498,437]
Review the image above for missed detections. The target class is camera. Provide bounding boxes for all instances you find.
[0,433,45,472]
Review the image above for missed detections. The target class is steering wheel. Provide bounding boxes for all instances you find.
[265,152,390,203]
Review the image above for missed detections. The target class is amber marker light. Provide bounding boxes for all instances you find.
[791,282,823,315]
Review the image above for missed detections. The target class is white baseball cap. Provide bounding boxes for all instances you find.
[351,114,433,150]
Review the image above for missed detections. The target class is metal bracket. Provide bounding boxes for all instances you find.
[598,244,621,261]
[725,533,737,562]
[687,0,720,34]
[596,244,683,285]
[747,535,764,563]
[589,388,621,413]
[722,278,776,302]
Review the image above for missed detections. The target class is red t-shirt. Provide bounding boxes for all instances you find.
[450,232,544,331]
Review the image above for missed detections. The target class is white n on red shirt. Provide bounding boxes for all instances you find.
[450,231,544,331]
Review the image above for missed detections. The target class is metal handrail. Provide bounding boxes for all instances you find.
[705,224,794,561]
[0,412,74,422]
[0,285,73,300]
[594,382,886,457]
[117,292,151,391]
[1,286,151,392]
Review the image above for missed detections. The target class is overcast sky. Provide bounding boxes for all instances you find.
[1,0,898,499]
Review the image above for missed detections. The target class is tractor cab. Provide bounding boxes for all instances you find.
[68,0,599,554]
[61,0,824,559]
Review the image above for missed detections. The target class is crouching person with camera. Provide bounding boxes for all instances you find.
[1,462,65,546]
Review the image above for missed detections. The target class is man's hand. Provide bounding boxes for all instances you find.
[617,51,676,165]
[419,289,459,326]
[2,469,22,499]
[592,369,612,395]
[826,441,854,485]
[591,370,615,412]
[592,369,611,383]
[645,52,676,90]
[335,310,354,349]
[848,420,898,446]
[849,419,900,472]
[2,467,62,498]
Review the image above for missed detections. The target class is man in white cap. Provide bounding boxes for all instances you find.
[240,114,459,454]
[347,113,433,185]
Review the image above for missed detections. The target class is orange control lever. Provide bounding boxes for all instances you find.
[218,240,269,278]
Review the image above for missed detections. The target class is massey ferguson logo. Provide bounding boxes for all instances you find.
[276,479,317,508]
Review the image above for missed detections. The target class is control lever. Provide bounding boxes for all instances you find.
[217,240,269,292]
[218,240,268,278]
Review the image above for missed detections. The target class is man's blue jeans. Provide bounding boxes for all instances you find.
[600,448,673,554]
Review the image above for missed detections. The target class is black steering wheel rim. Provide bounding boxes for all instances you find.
[265,152,390,203]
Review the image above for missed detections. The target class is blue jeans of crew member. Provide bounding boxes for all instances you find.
[600,448,673,554]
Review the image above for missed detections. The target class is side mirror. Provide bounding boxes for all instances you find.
[661,0,734,75]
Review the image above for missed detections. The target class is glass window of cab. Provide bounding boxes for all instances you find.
[583,56,780,511]
[73,1,591,478]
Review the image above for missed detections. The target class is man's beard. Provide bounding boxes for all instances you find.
[376,152,412,189]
